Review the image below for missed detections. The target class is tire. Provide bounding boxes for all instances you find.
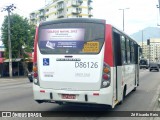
[133,87,136,91]
[119,87,126,105]
[29,79,33,82]
[30,79,33,82]
[28,76,33,82]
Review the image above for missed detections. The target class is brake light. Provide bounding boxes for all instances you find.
[103,74,110,80]
[101,62,111,88]
[33,72,38,77]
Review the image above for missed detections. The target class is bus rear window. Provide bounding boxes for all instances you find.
[140,60,148,65]
[38,22,105,54]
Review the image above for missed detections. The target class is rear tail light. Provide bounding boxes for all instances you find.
[101,62,111,88]
[33,63,39,85]
[103,68,110,73]
[33,66,38,72]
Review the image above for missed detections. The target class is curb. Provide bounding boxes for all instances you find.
[0,76,27,79]
[149,85,160,120]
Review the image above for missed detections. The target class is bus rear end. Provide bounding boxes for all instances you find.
[33,18,113,107]
[139,59,149,69]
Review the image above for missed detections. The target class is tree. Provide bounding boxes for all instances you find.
[1,13,35,75]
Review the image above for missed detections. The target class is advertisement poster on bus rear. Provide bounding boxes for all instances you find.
[39,28,85,49]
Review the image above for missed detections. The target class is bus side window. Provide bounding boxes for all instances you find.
[134,44,139,64]
[126,39,130,64]
[121,36,126,64]
[113,31,122,66]
[130,41,135,63]
[121,36,127,64]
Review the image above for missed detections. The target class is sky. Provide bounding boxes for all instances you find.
[92,0,160,34]
[0,0,160,37]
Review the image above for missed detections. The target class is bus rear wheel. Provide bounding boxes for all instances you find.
[119,87,126,105]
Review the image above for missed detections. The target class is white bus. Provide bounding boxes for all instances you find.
[33,18,140,108]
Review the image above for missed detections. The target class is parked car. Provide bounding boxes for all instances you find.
[28,72,33,82]
[149,63,159,72]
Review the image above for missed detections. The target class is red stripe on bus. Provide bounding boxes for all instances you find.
[33,27,38,63]
[104,24,114,67]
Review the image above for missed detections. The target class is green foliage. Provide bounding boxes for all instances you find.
[1,14,35,59]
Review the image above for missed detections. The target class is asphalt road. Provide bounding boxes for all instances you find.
[0,69,160,120]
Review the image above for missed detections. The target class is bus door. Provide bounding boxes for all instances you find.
[112,30,122,102]
[134,44,139,86]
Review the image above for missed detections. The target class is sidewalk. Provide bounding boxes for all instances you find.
[152,101,160,120]
[0,76,27,79]
[0,76,29,82]
[150,85,160,120]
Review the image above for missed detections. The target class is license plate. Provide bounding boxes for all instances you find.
[62,94,76,99]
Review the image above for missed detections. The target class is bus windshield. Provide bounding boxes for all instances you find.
[38,22,105,54]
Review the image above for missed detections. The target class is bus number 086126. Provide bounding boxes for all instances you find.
[75,62,98,68]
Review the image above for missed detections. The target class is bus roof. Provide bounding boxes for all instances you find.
[39,18,106,26]
[112,26,138,44]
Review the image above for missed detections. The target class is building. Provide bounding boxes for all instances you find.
[0,39,33,77]
[0,38,5,64]
[30,0,93,25]
[0,45,5,63]
[139,38,160,62]
[0,45,5,77]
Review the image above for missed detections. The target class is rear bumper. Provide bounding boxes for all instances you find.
[33,84,113,106]
[140,65,148,69]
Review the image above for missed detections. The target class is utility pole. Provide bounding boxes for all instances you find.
[157,0,160,25]
[147,39,150,62]
[142,30,144,58]
[1,4,16,77]
[158,0,160,15]
[119,8,129,31]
